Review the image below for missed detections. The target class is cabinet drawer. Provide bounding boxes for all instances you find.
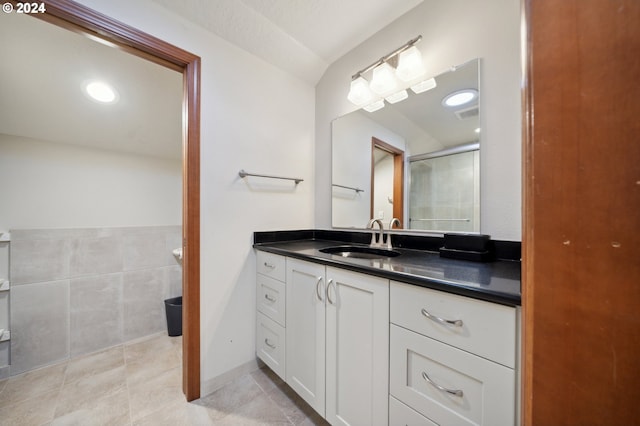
[256,312,286,380]
[257,274,285,326]
[390,281,516,368]
[390,325,515,426]
[256,251,286,282]
[390,395,438,426]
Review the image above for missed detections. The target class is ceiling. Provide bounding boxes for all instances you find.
[151,0,423,85]
[0,1,424,159]
[0,11,183,160]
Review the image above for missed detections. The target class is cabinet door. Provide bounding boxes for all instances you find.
[286,258,326,416]
[325,267,389,426]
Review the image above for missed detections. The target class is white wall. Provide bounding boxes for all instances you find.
[332,112,404,228]
[73,0,315,391]
[0,134,182,230]
[316,0,522,241]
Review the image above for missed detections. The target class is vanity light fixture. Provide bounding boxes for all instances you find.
[347,75,374,106]
[385,89,408,104]
[370,61,399,95]
[347,35,435,112]
[396,46,426,82]
[363,99,385,112]
[410,77,437,94]
[442,89,478,107]
[84,80,118,103]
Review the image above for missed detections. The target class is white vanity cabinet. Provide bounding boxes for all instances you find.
[256,252,287,380]
[286,258,389,425]
[389,281,517,426]
[255,248,519,426]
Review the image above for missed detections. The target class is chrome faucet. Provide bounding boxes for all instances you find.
[366,218,384,247]
[386,218,401,249]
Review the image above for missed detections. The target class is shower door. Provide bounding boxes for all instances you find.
[409,150,479,233]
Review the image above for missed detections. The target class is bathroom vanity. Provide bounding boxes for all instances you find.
[254,230,520,426]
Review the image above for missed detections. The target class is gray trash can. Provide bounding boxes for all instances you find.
[164,296,182,336]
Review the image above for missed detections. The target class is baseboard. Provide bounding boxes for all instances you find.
[200,358,261,398]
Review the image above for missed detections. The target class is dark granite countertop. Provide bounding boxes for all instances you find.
[253,230,521,307]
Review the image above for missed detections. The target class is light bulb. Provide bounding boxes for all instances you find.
[369,62,398,95]
[396,46,425,82]
[85,81,118,103]
[347,75,374,106]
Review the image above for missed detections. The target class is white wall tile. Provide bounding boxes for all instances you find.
[8,226,181,375]
[70,273,123,357]
[11,280,70,374]
[123,233,167,271]
[164,230,182,266]
[70,237,123,277]
[10,239,70,285]
[122,269,165,341]
[164,265,182,299]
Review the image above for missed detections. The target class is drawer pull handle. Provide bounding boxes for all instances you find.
[422,371,463,397]
[264,338,276,349]
[316,277,324,301]
[326,279,336,305]
[421,308,463,327]
[263,262,275,269]
[264,294,276,302]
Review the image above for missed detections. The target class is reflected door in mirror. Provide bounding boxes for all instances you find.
[372,138,404,226]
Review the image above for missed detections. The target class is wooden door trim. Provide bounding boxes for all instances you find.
[28,0,201,401]
[371,137,404,227]
[521,0,533,423]
[522,0,640,423]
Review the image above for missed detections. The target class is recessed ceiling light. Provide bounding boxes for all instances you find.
[442,89,478,107]
[84,81,118,103]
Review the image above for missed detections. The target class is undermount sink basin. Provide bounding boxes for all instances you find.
[319,245,401,259]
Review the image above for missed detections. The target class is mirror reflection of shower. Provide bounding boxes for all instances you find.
[409,143,480,233]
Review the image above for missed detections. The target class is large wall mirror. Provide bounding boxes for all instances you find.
[332,58,480,233]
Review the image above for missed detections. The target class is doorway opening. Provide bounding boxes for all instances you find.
[30,0,201,400]
[371,137,404,227]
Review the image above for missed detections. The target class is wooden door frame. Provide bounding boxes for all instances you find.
[522,0,640,423]
[371,137,404,227]
[25,0,201,401]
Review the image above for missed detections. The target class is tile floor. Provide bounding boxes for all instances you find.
[0,333,328,425]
